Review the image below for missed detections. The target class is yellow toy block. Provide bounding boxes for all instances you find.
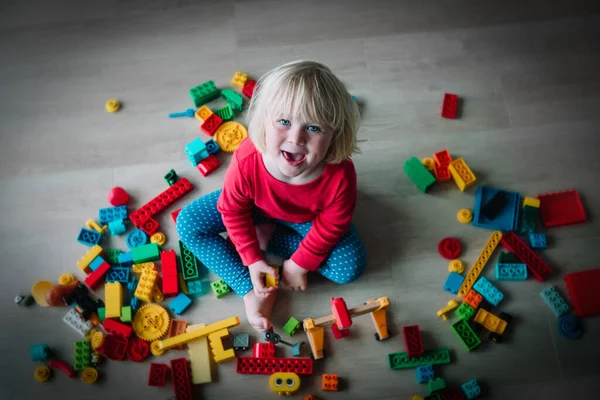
[135,269,157,302]
[265,265,279,288]
[187,323,212,384]
[448,158,476,191]
[194,105,213,122]
[152,284,164,302]
[208,328,235,363]
[523,196,540,208]
[303,318,325,360]
[77,245,102,274]
[436,299,460,320]
[132,262,155,274]
[85,219,106,234]
[104,282,123,319]
[270,372,300,396]
[458,231,502,297]
[179,274,189,295]
[474,308,508,334]
[231,72,248,88]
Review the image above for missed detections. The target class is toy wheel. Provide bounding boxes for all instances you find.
[499,312,513,324]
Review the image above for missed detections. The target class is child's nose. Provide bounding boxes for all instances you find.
[287,127,305,145]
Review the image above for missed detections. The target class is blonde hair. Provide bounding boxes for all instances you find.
[246,60,360,164]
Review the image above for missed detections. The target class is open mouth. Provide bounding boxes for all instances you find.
[281,151,306,167]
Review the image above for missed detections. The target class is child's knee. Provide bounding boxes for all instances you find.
[175,204,194,241]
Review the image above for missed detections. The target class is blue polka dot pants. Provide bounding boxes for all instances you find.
[176,189,367,297]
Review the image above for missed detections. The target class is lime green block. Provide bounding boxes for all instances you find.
[120,306,132,323]
[210,280,230,298]
[283,317,301,336]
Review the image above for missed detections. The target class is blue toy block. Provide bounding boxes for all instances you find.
[130,297,140,312]
[205,139,221,156]
[444,272,465,295]
[473,276,504,306]
[416,364,435,383]
[77,228,102,247]
[472,186,521,232]
[461,379,481,399]
[187,280,206,298]
[89,256,106,272]
[495,263,528,281]
[126,229,148,249]
[233,333,250,350]
[529,233,547,249]
[540,286,569,317]
[107,218,126,235]
[185,138,209,166]
[106,267,130,283]
[557,314,583,339]
[117,251,134,267]
[99,205,128,224]
[30,344,52,362]
[169,293,192,315]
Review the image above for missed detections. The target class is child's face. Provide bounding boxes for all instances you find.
[265,116,334,179]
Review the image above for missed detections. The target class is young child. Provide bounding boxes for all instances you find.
[176,60,366,332]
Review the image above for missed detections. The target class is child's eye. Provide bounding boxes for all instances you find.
[278,119,291,126]
[307,125,322,133]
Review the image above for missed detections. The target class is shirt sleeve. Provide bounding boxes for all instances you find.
[217,153,263,267]
[290,164,358,271]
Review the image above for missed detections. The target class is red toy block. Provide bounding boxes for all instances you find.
[564,268,600,317]
[48,359,76,378]
[97,334,128,361]
[464,289,483,309]
[434,150,452,167]
[331,297,352,329]
[242,79,256,98]
[129,178,194,226]
[171,209,181,223]
[501,231,551,281]
[103,318,133,339]
[127,337,150,362]
[170,358,192,400]
[197,154,220,176]
[331,323,351,339]
[161,250,179,296]
[253,342,275,359]
[438,237,461,260]
[201,113,223,136]
[434,165,452,181]
[140,217,160,236]
[537,190,586,228]
[84,261,111,290]
[236,357,313,375]
[441,93,458,119]
[441,387,466,400]
[402,325,424,357]
[148,363,168,387]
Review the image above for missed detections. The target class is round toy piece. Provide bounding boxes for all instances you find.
[34,366,52,383]
[421,158,435,171]
[59,273,75,285]
[457,209,473,223]
[126,337,150,362]
[150,232,167,246]
[81,367,99,384]
[448,260,465,274]
[31,281,55,307]
[214,122,248,152]
[133,304,170,341]
[558,314,583,339]
[91,331,105,350]
[438,237,461,260]
[126,229,148,249]
[105,99,121,113]
[108,186,129,206]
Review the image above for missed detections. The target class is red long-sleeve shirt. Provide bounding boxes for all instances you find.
[217,138,357,271]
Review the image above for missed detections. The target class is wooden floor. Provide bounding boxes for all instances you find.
[1,0,600,399]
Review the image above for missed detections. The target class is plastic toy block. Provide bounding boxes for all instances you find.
[520,205,539,234]
[160,249,178,295]
[130,297,140,312]
[473,186,520,231]
[187,280,205,298]
[108,218,126,235]
[164,169,178,186]
[77,228,102,247]
[451,319,481,351]
[279,317,300,336]
[98,333,128,361]
[529,233,547,249]
[120,306,132,323]
[433,150,452,166]
[187,323,212,384]
[557,314,583,339]
[242,79,257,98]
[388,348,451,370]
[232,72,249,88]
[171,209,181,222]
[85,219,107,234]
[233,333,250,351]
[444,271,465,295]
[254,342,276,358]
[102,250,120,266]
[265,265,279,288]
[428,378,447,393]
[97,307,105,322]
[498,252,519,264]
[168,319,188,350]
[126,229,148,249]
[495,263,528,280]
[564,268,600,317]
[501,231,551,281]
[473,309,508,334]
[461,379,481,399]
[104,282,123,319]
[105,267,130,283]
[464,290,483,309]
[103,317,133,338]
[417,365,435,383]
[473,277,503,306]
[171,357,192,399]
[189,80,219,107]
[458,231,502,297]
[98,205,128,224]
[129,177,194,226]
[221,88,243,112]
[77,245,102,273]
[448,158,476,192]
[88,256,105,272]
[195,105,213,122]
[148,363,168,387]
[47,359,76,378]
[169,293,192,315]
[178,240,199,281]
[63,308,93,336]
[537,190,586,228]
[152,284,164,302]
[457,209,473,223]
[523,196,540,208]
[455,302,475,320]
[441,387,467,400]
[140,217,160,236]
[330,297,352,329]
[30,344,52,362]
[74,340,91,371]
[434,165,452,181]
[197,154,220,176]
[208,328,235,363]
[131,243,160,264]
[211,279,230,298]
[135,269,158,302]
[404,157,436,193]
[437,300,460,320]
[270,372,300,396]
[401,325,424,357]
[236,357,313,375]
[201,113,223,136]
[322,374,339,391]
[422,157,435,171]
[215,104,234,121]
[438,237,461,260]
[540,286,569,317]
[185,138,209,166]
[441,93,458,118]
[117,251,133,267]
[205,138,221,156]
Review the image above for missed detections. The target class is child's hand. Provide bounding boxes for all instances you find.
[282,259,308,291]
[248,260,279,297]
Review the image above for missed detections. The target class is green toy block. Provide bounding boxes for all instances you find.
[97,307,105,322]
[164,169,178,186]
[498,252,519,264]
[131,243,161,264]
[283,317,301,336]
[388,348,451,370]
[221,89,243,112]
[189,80,219,108]
[179,240,200,281]
[455,302,475,320]
[105,249,122,265]
[519,205,539,234]
[427,378,446,394]
[215,104,234,121]
[120,306,132,323]
[404,157,436,193]
[74,340,91,371]
[451,319,481,351]
[211,280,230,298]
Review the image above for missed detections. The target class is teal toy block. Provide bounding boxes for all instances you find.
[473,186,521,232]
[540,286,569,317]
[282,317,301,336]
[74,340,91,371]
[221,89,243,112]
[186,280,207,298]
[210,280,230,298]
[496,263,528,280]
[108,218,126,236]
[454,302,475,320]
[451,319,480,351]
[118,251,134,267]
[404,157,436,193]
[189,80,219,107]
[215,104,234,121]
[126,229,148,249]
[461,379,481,399]
[30,344,52,362]
[77,228,102,247]
[444,272,464,295]
[164,169,178,186]
[388,348,451,370]
[185,138,209,166]
[99,205,128,224]
[529,233,547,249]
[169,293,192,315]
[104,249,122,265]
[557,314,583,339]
[179,240,200,281]
[120,306,132,323]
[89,256,106,272]
[427,378,446,394]
[416,364,435,383]
[519,205,539,234]
[106,267,130,283]
[473,276,504,306]
[131,243,161,264]
[205,139,221,156]
[233,333,250,351]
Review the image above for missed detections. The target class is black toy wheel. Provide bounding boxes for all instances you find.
[499,312,513,324]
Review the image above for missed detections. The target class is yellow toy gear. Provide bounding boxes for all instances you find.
[81,367,98,384]
[448,259,465,274]
[133,304,170,341]
[105,99,121,113]
[150,232,166,246]
[214,122,248,152]
[457,208,473,223]
[90,331,105,349]
[58,273,75,285]
[34,366,52,383]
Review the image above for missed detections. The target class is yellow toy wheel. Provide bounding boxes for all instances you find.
[150,341,165,356]
[90,331,105,349]
[105,99,121,112]
[214,122,248,152]
[58,273,75,285]
[133,304,170,341]
[150,232,166,246]
[421,158,435,171]
[81,367,99,384]
[457,209,473,223]
[34,366,52,383]
[448,260,465,274]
